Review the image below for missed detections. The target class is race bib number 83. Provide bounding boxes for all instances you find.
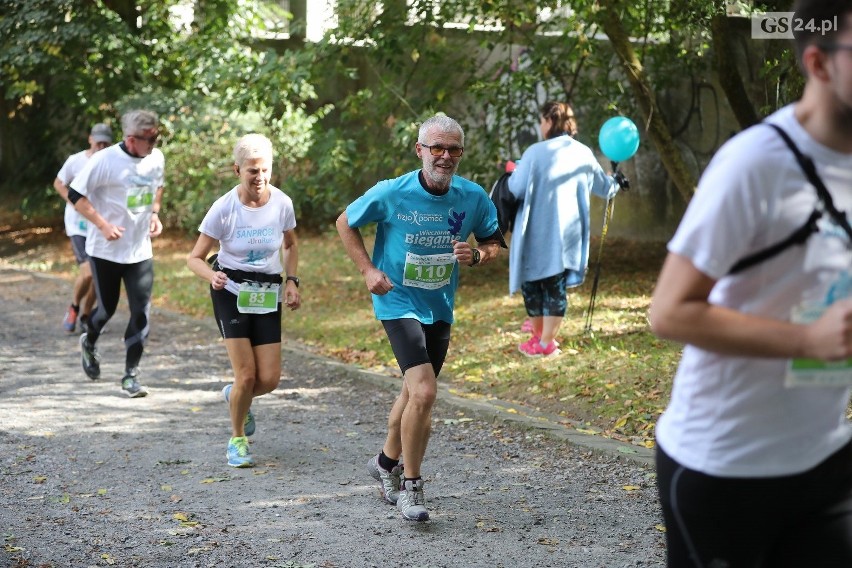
[236,282,280,314]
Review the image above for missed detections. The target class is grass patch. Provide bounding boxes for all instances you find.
[148,229,679,448]
[2,218,681,448]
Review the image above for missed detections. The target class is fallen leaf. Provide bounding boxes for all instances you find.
[443,417,474,425]
[622,485,641,491]
[200,477,230,483]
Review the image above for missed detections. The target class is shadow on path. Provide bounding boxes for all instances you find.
[0,267,664,568]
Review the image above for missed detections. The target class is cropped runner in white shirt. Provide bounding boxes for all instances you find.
[650,1,852,565]
[53,122,113,333]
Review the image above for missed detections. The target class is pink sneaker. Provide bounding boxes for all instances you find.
[521,319,533,333]
[518,337,560,357]
[531,334,559,348]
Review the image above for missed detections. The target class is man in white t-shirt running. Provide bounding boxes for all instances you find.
[53,123,113,333]
[68,109,165,398]
[650,1,852,565]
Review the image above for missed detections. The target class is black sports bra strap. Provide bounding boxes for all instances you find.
[765,123,852,242]
[727,123,852,275]
[728,210,821,274]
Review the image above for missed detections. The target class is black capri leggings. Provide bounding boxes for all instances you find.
[381,318,451,376]
[87,256,153,371]
[656,440,852,567]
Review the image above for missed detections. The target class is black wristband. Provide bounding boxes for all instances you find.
[469,248,481,267]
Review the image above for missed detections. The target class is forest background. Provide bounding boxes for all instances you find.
[0,0,801,446]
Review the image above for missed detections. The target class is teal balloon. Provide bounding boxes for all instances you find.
[598,116,640,162]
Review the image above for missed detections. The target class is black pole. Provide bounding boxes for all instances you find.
[584,161,619,333]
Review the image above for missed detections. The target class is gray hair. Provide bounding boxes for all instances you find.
[233,133,273,166]
[121,110,159,137]
[418,114,465,145]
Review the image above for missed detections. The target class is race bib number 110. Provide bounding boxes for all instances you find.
[403,252,455,290]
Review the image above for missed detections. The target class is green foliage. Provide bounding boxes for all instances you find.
[135,2,326,229]
[158,102,256,233]
[20,185,63,223]
[0,0,803,233]
[0,0,135,107]
[465,0,624,166]
[308,0,487,203]
[0,0,134,190]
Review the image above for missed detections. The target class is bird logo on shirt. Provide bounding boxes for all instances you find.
[448,210,466,237]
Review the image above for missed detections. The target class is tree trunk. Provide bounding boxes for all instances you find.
[710,14,760,129]
[597,1,697,202]
[96,0,139,32]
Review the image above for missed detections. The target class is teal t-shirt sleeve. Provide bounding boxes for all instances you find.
[346,180,393,228]
[474,190,500,240]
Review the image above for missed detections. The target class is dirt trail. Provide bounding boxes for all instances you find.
[0,266,665,567]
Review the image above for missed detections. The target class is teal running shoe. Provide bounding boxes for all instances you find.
[226,436,254,468]
[221,384,255,436]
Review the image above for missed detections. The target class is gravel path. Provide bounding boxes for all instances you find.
[0,266,666,567]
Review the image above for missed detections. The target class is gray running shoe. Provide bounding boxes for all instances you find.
[79,333,100,380]
[366,454,404,504]
[121,368,148,398]
[397,478,429,522]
